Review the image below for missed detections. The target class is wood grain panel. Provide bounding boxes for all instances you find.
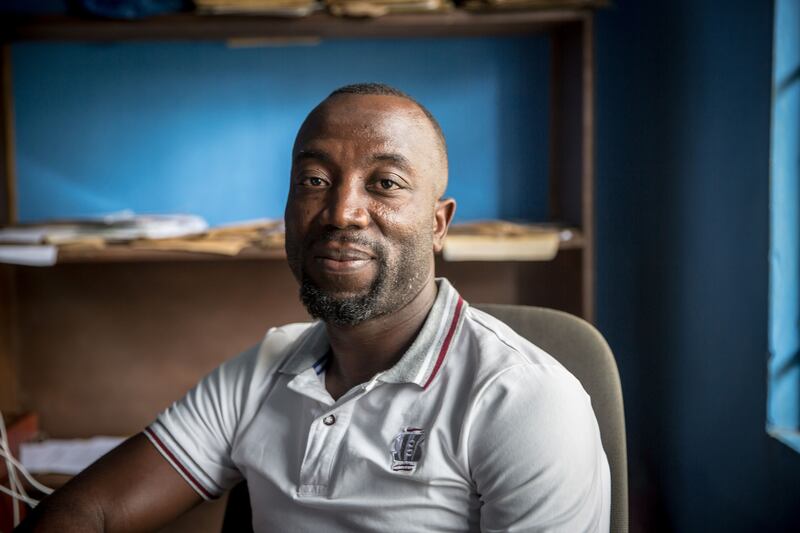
[549,17,594,321]
[438,255,583,314]
[1,10,597,42]
[0,44,15,225]
[0,264,19,413]
[15,260,308,437]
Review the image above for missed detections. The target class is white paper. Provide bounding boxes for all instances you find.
[1,211,208,243]
[19,436,126,475]
[0,227,48,244]
[0,245,57,266]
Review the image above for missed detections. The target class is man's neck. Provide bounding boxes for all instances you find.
[324,276,438,400]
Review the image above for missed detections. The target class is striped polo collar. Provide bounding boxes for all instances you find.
[379,278,466,388]
[278,278,467,389]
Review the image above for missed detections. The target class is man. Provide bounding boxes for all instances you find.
[20,83,610,532]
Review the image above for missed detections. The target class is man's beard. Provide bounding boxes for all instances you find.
[299,266,385,326]
[295,231,429,326]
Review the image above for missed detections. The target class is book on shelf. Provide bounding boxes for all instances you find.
[129,218,284,256]
[0,215,286,265]
[0,212,209,265]
[327,0,452,17]
[442,220,571,261]
[194,0,322,17]
[0,212,208,246]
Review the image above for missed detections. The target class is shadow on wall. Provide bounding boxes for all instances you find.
[596,0,800,532]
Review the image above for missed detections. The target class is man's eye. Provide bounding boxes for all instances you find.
[378,179,399,190]
[301,176,326,187]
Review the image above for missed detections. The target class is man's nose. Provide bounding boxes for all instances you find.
[321,180,370,229]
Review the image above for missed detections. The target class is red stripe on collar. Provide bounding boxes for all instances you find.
[423,296,464,390]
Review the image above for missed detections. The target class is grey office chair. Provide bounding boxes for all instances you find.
[222,305,628,533]
[475,304,628,533]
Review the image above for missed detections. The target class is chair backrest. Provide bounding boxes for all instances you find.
[474,304,628,533]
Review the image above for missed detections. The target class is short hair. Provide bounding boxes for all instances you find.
[328,83,447,155]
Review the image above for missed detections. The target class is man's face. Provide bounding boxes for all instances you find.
[284,94,451,325]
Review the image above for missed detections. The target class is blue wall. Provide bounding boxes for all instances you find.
[13,38,549,225]
[596,0,800,531]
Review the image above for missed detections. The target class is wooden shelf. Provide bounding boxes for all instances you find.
[56,245,286,263]
[0,9,595,42]
[53,228,584,263]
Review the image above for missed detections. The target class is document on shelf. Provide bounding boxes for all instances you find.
[442,220,563,262]
[0,245,57,266]
[0,227,49,244]
[20,436,127,475]
[0,212,208,245]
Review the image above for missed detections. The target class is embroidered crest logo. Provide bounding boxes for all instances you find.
[390,427,425,474]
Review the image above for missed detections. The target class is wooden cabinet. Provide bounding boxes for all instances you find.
[0,7,597,530]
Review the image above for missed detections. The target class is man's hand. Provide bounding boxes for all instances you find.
[16,433,203,532]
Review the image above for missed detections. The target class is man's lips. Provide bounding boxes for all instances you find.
[311,243,376,272]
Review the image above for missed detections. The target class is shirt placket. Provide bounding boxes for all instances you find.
[288,368,386,497]
[297,403,354,497]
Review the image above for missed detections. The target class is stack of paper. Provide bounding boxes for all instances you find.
[0,212,207,245]
[326,0,452,18]
[0,212,208,266]
[0,245,58,267]
[442,220,565,261]
[130,219,284,256]
[194,0,321,17]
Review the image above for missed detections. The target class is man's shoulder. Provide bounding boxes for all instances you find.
[456,306,598,451]
[459,305,562,368]
[453,305,584,394]
[258,321,318,357]
[223,321,318,382]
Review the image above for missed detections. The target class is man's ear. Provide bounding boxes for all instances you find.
[432,197,456,253]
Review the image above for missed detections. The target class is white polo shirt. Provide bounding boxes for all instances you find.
[145,279,610,532]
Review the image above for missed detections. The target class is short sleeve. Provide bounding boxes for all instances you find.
[468,363,611,533]
[144,344,260,500]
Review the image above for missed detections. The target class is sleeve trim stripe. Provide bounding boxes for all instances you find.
[143,426,216,500]
[150,420,226,493]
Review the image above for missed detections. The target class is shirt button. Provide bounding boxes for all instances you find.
[323,414,336,426]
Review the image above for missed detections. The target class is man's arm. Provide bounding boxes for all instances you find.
[17,433,202,532]
[19,343,263,531]
[469,363,610,532]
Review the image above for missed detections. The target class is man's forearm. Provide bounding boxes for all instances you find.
[14,433,202,532]
[16,483,105,532]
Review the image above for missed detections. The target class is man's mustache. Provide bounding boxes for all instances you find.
[305,230,383,257]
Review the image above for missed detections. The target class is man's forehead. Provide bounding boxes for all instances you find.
[294,94,437,154]
[312,93,427,124]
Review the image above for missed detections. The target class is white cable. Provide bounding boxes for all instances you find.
[0,483,39,508]
[0,449,53,496]
[8,451,28,499]
[3,444,21,525]
[0,409,54,528]
[0,411,25,526]
[1,415,22,526]
[10,466,21,525]
[0,411,53,496]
